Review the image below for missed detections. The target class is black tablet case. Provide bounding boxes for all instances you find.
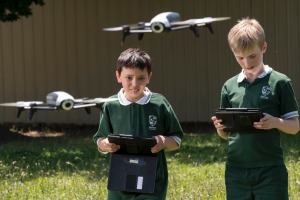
[108,134,156,155]
[107,134,158,193]
[215,108,263,132]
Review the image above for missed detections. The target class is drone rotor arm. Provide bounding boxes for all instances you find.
[121,26,131,45]
[170,25,190,31]
[206,23,214,34]
[73,103,97,115]
[103,22,149,45]
[138,33,144,40]
[17,107,24,118]
[28,106,57,110]
[190,25,200,37]
[84,107,92,115]
[73,103,97,109]
[28,109,38,121]
[129,29,152,33]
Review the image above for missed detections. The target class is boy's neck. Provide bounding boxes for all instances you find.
[244,64,265,83]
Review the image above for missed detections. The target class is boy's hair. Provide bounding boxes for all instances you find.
[228,18,265,53]
[116,48,152,75]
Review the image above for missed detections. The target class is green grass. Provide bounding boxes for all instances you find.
[0,132,300,199]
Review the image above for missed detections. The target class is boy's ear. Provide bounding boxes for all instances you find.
[262,42,267,53]
[149,72,152,79]
[147,72,152,84]
[116,71,121,83]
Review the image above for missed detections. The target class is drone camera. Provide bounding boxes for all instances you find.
[61,99,74,111]
[151,22,165,33]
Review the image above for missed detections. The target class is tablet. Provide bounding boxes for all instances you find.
[108,134,157,155]
[215,108,264,132]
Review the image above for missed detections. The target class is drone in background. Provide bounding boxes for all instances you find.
[103,11,231,44]
[0,91,118,120]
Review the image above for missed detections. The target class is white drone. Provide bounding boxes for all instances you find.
[0,91,118,120]
[103,11,231,44]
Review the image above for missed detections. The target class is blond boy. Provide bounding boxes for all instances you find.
[212,18,299,200]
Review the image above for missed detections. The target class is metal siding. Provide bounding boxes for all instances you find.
[286,0,300,103]
[1,23,16,121]
[0,0,299,124]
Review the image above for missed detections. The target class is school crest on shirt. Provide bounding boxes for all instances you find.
[149,115,157,130]
[260,86,272,99]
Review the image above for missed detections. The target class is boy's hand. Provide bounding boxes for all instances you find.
[151,135,165,153]
[253,113,273,129]
[253,113,283,130]
[253,113,299,134]
[211,116,227,131]
[211,116,229,140]
[98,138,120,153]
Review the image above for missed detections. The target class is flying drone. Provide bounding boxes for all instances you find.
[0,91,118,120]
[103,11,231,44]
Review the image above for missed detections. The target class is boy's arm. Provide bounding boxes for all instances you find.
[217,129,229,140]
[254,114,299,134]
[277,117,299,134]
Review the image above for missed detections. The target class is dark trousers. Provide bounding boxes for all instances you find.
[225,165,288,200]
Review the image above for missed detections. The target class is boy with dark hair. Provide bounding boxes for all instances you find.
[94,48,183,200]
[211,18,299,200]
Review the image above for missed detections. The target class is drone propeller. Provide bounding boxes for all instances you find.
[81,97,118,104]
[0,101,44,107]
[192,17,231,24]
[172,16,230,36]
[103,22,146,32]
[171,17,231,26]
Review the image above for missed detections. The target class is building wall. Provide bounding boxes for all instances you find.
[0,0,299,124]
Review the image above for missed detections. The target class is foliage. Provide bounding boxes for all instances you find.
[0,0,44,22]
[0,132,299,199]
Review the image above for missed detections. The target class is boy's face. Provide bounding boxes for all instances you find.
[116,67,152,102]
[233,42,267,77]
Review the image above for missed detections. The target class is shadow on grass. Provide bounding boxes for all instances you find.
[0,136,110,182]
[169,132,300,165]
[0,123,299,183]
[0,123,109,182]
[166,133,228,165]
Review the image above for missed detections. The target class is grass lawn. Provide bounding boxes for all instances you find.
[0,124,299,199]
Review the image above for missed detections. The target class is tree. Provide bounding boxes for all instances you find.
[0,0,45,22]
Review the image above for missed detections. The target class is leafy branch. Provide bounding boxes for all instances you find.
[0,0,45,22]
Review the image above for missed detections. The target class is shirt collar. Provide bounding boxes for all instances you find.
[237,65,273,83]
[118,87,152,106]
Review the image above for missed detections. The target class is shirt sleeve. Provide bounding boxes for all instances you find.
[220,84,231,108]
[93,103,112,144]
[279,81,299,119]
[162,98,184,142]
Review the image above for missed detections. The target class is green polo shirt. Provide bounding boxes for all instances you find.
[94,91,183,200]
[220,66,299,168]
